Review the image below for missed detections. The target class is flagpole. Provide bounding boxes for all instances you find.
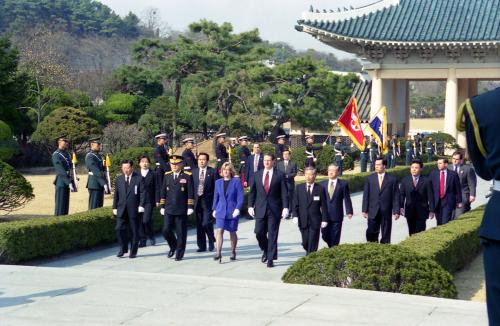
[322,120,339,145]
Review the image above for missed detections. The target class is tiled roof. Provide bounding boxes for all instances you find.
[298,0,500,43]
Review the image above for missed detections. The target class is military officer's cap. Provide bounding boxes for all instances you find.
[216,133,226,138]
[305,135,313,140]
[182,137,194,144]
[276,135,286,140]
[56,134,68,142]
[169,155,183,165]
[155,133,167,139]
[238,136,249,142]
[89,137,101,144]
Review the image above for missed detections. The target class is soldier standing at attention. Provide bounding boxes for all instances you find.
[85,137,108,210]
[426,136,435,162]
[275,135,288,162]
[238,136,251,185]
[387,134,398,169]
[405,135,413,166]
[154,133,170,194]
[305,135,323,168]
[181,137,197,171]
[52,135,76,216]
[333,137,344,176]
[369,135,379,172]
[360,135,369,173]
[215,133,229,175]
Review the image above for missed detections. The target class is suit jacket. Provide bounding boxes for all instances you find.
[362,173,400,219]
[245,154,264,186]
[192,166,216,210]
[320,179,353,222]
[248,168,289,219]
[276,160,297,186]
[292,183,328,229]
[139,169,158,206]
[113,172,145,219]
[399,175,435,220]
[212,177,244,219]
[429,169,461,209]
[52,150,72,187]
[450,164,477,197]
[159,171,194,215]
[85,151,106,190]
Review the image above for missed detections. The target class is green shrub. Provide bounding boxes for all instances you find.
[282,243,457,298]
[290,146,307,170]
[0,120,19,161]
[0,206,196,263]
[0,160,34,212]
[399,206,484,273]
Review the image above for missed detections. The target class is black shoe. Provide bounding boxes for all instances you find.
[208,243,215,252]
[167,249,175,258]
[138,240,146,248]
[117,249,127,258]
[267,260,274,268]
[175,256,183,261]
[246,216,254,220]
[261,252,267,263]
[213,253,221,261]
[197,248,207,253]
[129,252,137,259]
[149,237,156,246]
[230,252,236,261]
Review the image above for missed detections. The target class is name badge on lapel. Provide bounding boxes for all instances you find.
[134,185,138,195]
[313,196,320,201]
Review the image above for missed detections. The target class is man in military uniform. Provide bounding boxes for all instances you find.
[360,135,369,173]
[181,137,197,171]
[215,133,229,175]
[154,133,170,194]
[369,135,379,172]
[85,137,108,210]
[333,137,344,176]
[305,135,323,168]
[414,133,422,158]
[238,136,251,185]
[52,135,74,216]
[275,135,288,162]
[457,87,500,325]
[405,135,414,166]
[387,134,398,169]
[159,155,194,261]
[426,136,435,162]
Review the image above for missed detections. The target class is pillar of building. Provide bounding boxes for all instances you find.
[444,68,458,142]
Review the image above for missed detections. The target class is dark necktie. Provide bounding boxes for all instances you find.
[264,171,270,194]
[307,184,311,199]
[125,176,130,191]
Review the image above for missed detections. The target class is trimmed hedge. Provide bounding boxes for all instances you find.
[282,243,457,298]
[0,207,195,264]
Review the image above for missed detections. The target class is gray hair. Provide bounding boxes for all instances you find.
[328,164,340,171]
[304,167,316,175]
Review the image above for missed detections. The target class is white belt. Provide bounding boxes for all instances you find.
[155,163,160,166]
[88,172,94,175]
[493,180,500,192]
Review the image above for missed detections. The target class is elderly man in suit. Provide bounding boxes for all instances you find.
[429,158,462,226]
[192,152,216,252]
[320,164,353,247]
[450,151,477,218]
[399,159,435,235]
[292,167,329,255]
[112,160,145,258]
[248,153,289,268]
[362,157,400,244]
[276,149,297,218]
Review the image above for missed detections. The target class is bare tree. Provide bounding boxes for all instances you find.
[140,7,172,38]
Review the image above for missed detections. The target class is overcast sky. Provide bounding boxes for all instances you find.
[99,0,375,59]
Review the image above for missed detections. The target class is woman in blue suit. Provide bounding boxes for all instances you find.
[212,162,244,262]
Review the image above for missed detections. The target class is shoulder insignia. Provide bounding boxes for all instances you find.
[184,171,192,175]
[165,171,173,175]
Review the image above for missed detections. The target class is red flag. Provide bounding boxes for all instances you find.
[337,97,365,150]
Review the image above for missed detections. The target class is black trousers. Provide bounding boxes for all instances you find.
[360,153,368,172]
[286,182,295,211]
[254,209,281,261]
[54,186,70,216]
[163,213,188,259]
[300,226,320,254]
[195,198,215,250]
[116,210,139,252]
[366,211,392,244]
[321,221,343,247]
[482,238,500,326]
[139,204,154,241]
[334,155,343,176]
[435,197,453,226]
[88,188,104,210]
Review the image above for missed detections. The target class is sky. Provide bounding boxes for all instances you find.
[98,0,376,59]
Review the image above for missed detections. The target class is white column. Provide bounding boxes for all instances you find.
[444,68,458,140]
[371,70,383,120]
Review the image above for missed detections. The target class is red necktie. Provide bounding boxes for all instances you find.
[264,171,270,194]
[439,171,445,199]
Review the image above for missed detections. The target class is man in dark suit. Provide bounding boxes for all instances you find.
[51,135,74,216]
[192,152,216,252]
[429,158,462,226]
[244,143,264,189]
[85,137,107,210]
[276,149,297,217]
[292,167,328,255]
[137,155,158,247]
[159,155,194,261]
[399,159,435,235]
[451,151,477,218]
[320,164,353,247]
[248,153,289,268]
[112,160,145,258]
[362,157,400,244]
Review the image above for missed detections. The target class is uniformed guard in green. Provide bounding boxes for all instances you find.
[360,135,369,172]
[333,136,344,176]
[85,137,108,209]
[368,135,379,172]
[51,135,74,216]
[387,134,398,168]
[405,135,413,166]
[426,136,435,162]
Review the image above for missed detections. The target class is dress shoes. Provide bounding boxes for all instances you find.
[167,249,175,258]
[138,240,146,248]
[116,249,127,258]
[175,256,183,261]
[267,260,274,268]
[208,242,215,252]
[149,237,156,246]
[261,252,267,263]
[196,248,207,253]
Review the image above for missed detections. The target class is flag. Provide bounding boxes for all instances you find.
[337,97,365,150]
[367,106,388,154]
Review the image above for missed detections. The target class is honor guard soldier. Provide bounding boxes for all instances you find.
[238,136,251,185]
[387,134,397,169]
[52,135,74,216]
[426,136,435,162]
[457,87,500,326]
[181,137,197,171]
[333,137,344,176]
[360,135,369,172]
[154,133,170,194]
[85,137,108,209]
[305,135,323,168]
[215,133,229,174]
[405,135,414,166]
[414,133,423,158]
[369,135,379,172]
[159,155,194,261]
[275,135,288,161]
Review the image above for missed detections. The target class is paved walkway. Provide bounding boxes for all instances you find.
[0,177,491,325]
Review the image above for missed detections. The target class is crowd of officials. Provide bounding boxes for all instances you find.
[51,132,476,266]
